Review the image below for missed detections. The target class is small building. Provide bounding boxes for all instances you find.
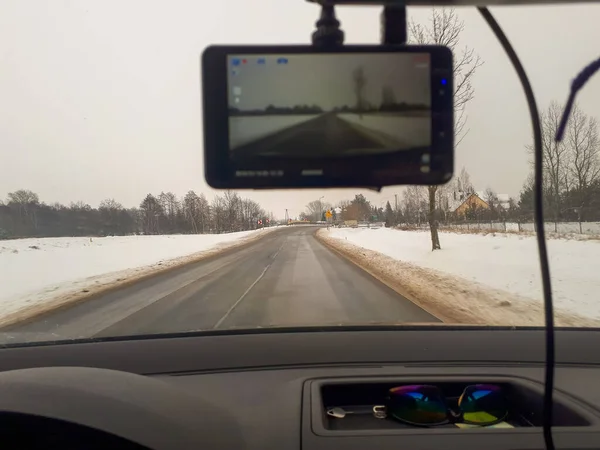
[453,192,489,217]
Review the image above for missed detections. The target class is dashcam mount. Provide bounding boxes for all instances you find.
[309,0,408,46]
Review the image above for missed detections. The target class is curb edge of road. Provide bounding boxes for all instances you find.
[0,228,287,330]
[314,229,446,324]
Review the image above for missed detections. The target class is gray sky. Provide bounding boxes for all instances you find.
[1,1,599,218]
[227,53,429,110]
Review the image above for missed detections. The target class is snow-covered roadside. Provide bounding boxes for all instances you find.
[0,227,280,327]
[317,228,599,327]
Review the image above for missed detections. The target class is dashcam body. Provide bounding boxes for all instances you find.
[202,45,454,190]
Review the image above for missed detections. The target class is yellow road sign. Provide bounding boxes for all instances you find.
[325,210,332,218]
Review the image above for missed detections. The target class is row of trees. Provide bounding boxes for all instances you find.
[518,102,600,227]
[323,100,600,237]
[0,190,275,239]
[301,194,385,225]
[396,169,517,226]
[405,9,599,249]
[229,105,324,116]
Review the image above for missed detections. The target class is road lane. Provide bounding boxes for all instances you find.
[232,112,386,159]
[217,228,435,328]
[1,227,439,342]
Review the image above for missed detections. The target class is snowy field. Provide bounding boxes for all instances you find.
[229,115,318,148]
[323,227,600,324]
[0,228,278,325]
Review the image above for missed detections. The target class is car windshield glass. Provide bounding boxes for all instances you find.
[0,1,599,345]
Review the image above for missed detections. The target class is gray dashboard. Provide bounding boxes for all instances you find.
[0,328,599,450]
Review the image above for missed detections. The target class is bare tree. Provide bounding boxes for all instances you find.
[223,190,241,232]
[568,103,600,195]
[352,66,367,118]
[182,191,201,233]
[157,191,180,232]
[483,188,498,206]
[455,166,474,194]
[409,8,483,146]
[435,182,451,217]
[198,193,210,233]
[6,189,40,233]
[402,186,428,225]
[211,195,226,233]
[240,198,264,230]
[483,187,500,219]
[99,199,126,235]
[305,199,333,222]
[7,189,39,207]
[527,101,570,230]
[140,194,163,234]
[409,8,483,250]
[99,198,123,211]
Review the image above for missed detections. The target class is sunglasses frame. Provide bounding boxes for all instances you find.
[384,384,508,428]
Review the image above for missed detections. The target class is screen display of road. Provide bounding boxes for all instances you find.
[226,53,432,161]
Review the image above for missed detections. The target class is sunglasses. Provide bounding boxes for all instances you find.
[374,384,508,427]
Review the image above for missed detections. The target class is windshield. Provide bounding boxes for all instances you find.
[1,1,599,345]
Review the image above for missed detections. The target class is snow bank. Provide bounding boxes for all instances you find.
[0,228,279,326]
[337,113,430,148]
[318,227,599,326]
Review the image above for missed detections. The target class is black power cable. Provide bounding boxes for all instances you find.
[477,7,555,450]
[555,56,600,142]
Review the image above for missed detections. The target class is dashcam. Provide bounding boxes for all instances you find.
[201,45,454,189]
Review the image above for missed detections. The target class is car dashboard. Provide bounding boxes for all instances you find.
[0,327,599,450]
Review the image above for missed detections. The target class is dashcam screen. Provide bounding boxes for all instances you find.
[226,53,432,160]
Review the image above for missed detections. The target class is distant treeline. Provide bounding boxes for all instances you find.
[229,102,430,116]
[229,105,324,116]
[0,190,276,240]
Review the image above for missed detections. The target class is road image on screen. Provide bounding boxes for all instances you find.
[227,53,431,161]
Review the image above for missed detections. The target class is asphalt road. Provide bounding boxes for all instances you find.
[1,227,438,342]
[232,113,386,159]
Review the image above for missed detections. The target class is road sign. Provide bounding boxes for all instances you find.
[325,210,332,219]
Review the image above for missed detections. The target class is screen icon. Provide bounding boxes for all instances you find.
[276,57,288,65]
[257,57,266,65]
[231,69,239,76]
[232,86,242,96]
[231,58,241,66]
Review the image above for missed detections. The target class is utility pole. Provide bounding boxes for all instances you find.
[395,194,398,212]
[319,196,324,222]
[285,209,290,224]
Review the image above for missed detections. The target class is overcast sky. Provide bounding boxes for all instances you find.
[227,53,429,110]
[1,1,599,218]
